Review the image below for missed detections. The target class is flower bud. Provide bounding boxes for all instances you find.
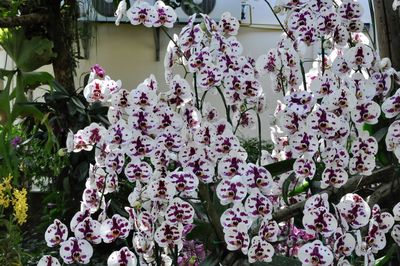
[57,148,66,157]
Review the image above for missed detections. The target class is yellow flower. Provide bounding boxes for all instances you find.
[0,175,12,208]
[12,188,28,225]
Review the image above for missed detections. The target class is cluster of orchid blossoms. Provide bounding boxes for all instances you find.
[114,0,177,27]
[37,0,400,265]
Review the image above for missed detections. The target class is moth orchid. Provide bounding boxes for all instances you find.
[289,130,319,158]
[285,91,316,116]
[298,240,334,266]
[386,121,400,160]
[321,166,348,189]
[127,1,156,27]
[245,189,273,219]
[391,224,400,246]
[187,47,212,73]
[393,202,400,221]
[333,233,356,257]
[82,188,104,213]
[336,193,371,230]
[59,237,93,264]
[351,101,381,125]
[37,256,61,266]
[245,163,274,195]
[302,209,338,237]
[338,0,364,21]
[351,135,378,156]
[197,63,223,90]
[224,224,250,254]
[321,141,349,168]
[167,75,193,108]
[178,15,203,53]
[126,133,155,159]
[74,217,102,244]
[303,193,330,215]
[256,49,282,75]
[100,214,131,243]
[153,0,177,28]
[183,154,215,183]
[105,149,125,174]
[147,178,176,202]
[258,219,280,242]
[293,157,316,179]
[154,221,184,248]
[216,176,248,205]
[370,205,394,233]
[370,71,391,97]
[128,109,158,135]
[166,171,199,196]
[107,247,138,266]
[45,219,69,247]
[349,151,376,176]
[220,203,253,231]
[219,12,239,35]
[218,152,248,179]
[165,198,195,225]
[310,72,337,99]
[248,236,275,263]
[382,89,400,118]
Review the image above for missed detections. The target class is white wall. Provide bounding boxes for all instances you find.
[76,23,284,139]
[0,23,286,139]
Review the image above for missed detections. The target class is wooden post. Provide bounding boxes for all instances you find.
[373,0,400,69]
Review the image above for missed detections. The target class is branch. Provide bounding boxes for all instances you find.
[273,165,396,222]
[367,176,400,207]
[0,13,49,28]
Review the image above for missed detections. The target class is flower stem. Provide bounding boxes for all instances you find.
[321,37,325,75]
[193,73,200,109]
[263,0,293,41]
[257,113,262,166]
[216,86,232,125]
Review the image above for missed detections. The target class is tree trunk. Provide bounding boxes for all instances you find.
[45,0,77,95]
[373,0,400,69]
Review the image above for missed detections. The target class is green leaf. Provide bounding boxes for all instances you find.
[287,180,310,197]
[374,244,397,266]
[373,127,388,143]
[186,220,213,241]
[0,29,56,72]
[74,161,89,182]
[186,220,217,250]
[0,69,15,125]
[263,159,295,177]
[70,96,86,110]
[21,71,54,90]
[200,250,222,266]
[282,172,296,206]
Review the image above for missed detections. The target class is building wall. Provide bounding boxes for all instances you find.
[0,23,290,139]
[76,23,285,139]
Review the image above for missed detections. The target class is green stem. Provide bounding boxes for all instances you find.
[263,0,293,41]
[256,113,262,166]
[233,108,253,134]
[174,245,178,266]
[198,183,225,243]
[300,61,307,91]
[321,37,325,75]
[96,173,108,213]
[200,90,209,113]
[193,73,200,109]
[160,26,190,62]
[155,242,162,266]
[216,86,232,125]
